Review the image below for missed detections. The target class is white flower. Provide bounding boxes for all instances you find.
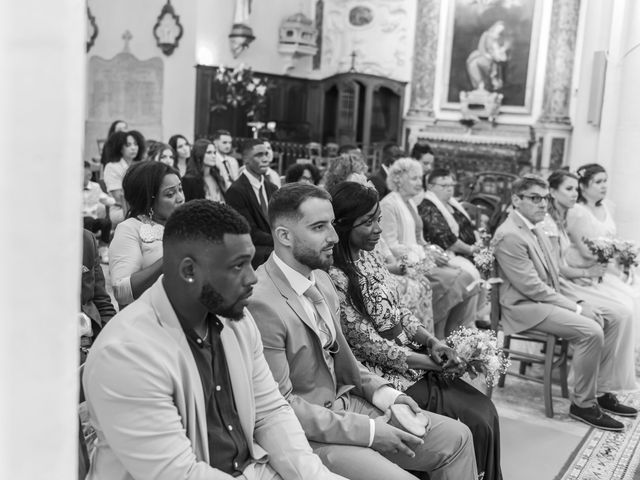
[246,83,256,92]
[256,85,267,96]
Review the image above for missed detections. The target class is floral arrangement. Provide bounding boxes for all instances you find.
[582,236,617,282]
[614,239,639,279]
[444,327,510,387]
[473,246,495,280]
[212,65,269,119]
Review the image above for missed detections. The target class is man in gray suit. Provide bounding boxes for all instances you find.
[248,183,477,480]
[493,174,636,431]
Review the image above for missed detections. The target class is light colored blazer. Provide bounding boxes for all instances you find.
[380,191,421,258]
[493,211,580,334]
[83,277,338,480]
[249,255,389,447]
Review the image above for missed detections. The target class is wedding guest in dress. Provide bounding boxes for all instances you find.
[493,174,636,430]
[147,141,177,167]
[99,119,128,166]
[103,130,146,225]
[181,139,226,203]
[84,199,346,480]
[82,161,115,255]
[542,170,637,391]
[380,158,480,339]
[329,181,501,480]
[109,161,184,308]
[248,183,477,480]
[168,134,191,177]
[285,163,321,185]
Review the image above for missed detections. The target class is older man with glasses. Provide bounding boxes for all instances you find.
[493,174,635,431]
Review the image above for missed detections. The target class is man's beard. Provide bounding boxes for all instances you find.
[292,242,334,272]
[199,282,245,320]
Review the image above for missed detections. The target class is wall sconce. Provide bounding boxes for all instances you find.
[153,0,184,56]
[86,6,98,53]
[229,23,255,58]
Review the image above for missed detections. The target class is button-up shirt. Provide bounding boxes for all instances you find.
[183,314,250,476]
[243,170,269,209]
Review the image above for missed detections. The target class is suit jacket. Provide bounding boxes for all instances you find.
[226,174,278,268]
[81,229,115,335]
[368,168,389,199]
[493,211,580,334]
[249,255,389,447]
[84,277,337,480]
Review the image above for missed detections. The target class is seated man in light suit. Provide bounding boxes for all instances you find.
[248,183,477,480]
[493,174,636,431]
[83,199,347,480]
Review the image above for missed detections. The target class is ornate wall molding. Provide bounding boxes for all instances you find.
[538,0,581,124]
[407,0,440,117]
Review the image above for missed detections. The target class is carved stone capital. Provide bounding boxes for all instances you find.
[408,0,440,117]
[538,0,581,124]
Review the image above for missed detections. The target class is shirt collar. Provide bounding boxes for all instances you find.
[514,210,536,230]
[243,169,264,189]
[272,253,315,297]
[381,164,389,174]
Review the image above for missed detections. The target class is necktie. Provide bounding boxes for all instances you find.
[223,159,232,178]
[533,227,560,290]
[303,284,333,348]
[258,183,268,218]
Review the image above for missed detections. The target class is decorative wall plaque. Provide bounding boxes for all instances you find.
[86,6,98,53]
[153,0,184,56]
[349,6,374,27]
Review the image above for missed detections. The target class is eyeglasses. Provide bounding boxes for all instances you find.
[518,194,551,204]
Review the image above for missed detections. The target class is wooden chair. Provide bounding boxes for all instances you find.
[490,282,570,418]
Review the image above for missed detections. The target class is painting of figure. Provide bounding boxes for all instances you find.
[442,0,541,112]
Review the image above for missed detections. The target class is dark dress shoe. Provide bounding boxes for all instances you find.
[598,393,638,417]
[569,403,624,431]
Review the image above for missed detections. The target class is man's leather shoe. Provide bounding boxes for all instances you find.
[597,393,638,417]
[569,403,624,431]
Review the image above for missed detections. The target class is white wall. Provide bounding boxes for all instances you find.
[0,0,84,478]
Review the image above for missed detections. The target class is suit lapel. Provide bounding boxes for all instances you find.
[240,174,269,224]
[149,280,209,458]
[509,213,555,281]
[220,319,254,444]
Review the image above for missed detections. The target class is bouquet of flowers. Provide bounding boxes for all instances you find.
[444,327,510,387]
[212,65,269,119]
[473,246,495,281]
[614,239,639,281]
[582,237,617,282]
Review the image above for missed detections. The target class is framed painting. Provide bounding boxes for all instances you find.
[439,0,543,115]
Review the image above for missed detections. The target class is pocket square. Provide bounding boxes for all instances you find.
[82,265,91,273]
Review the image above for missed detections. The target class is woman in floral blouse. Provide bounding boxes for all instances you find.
[328,181,502,480]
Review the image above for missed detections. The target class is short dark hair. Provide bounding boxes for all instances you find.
[122,161,180,218]
[268,183,331,227]
[284,163,320,184]
[511,174,548,196]
[427,168,452,185]
[163,199,249,246]
[213,129,232,141]
[242,138,264,157]
[105,130,146,163]
[410,142,433,159]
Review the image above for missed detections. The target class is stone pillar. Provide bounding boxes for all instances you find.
[407,0,441,118]
[0,1,84,478]
[535,0,581,172]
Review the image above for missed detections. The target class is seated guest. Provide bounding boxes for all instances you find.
[80,229,116,363]
[147,141,177,166]
[329,181,502,480]
[543,169,637,390]
[248,183,477,480]
[213,129,240,188]
[84,200,345,480]
[168,134,191,177]
[181,138,226,202]
[493,174,636,430]
[417,168,481,282]
[226,139,278,269]
[109,161,184,308]
[369,143,404,199]
[99,119,128,166]
[103,129,146,224]
[262,139,282,188]
[82,161,115,259]
[409,142,435,196]
[380,158,480,338]
[285,163,321,185]
[322,148,368,192]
